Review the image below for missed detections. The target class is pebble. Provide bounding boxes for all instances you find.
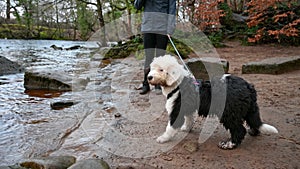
[183,141,199,153]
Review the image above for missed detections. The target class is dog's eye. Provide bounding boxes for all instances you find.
[159,69,164,72]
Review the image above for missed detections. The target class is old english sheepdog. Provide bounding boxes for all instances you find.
[148,55,278,150]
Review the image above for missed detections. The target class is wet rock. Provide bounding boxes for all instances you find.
[186,57,229,80]
[50,45,81,50]
[50,101,79,110]
[20,156,76,169]
[91,53,104,61]
[50,45,63,50]
[114,113,122,118]
[99,59,112,68]
[0,165,26,169]
[242,56,300,74]
[65,45,81,50]
[0,55,24,76]
[24,69,89,91]
[68,159,110,169]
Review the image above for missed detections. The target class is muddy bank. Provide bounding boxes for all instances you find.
[50,53,300,169]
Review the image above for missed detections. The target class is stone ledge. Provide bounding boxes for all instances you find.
[186,57,229,80]
[24,69,89,91]
[242,56,300,74]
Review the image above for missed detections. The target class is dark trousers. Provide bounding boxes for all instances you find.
[143,33,168,69]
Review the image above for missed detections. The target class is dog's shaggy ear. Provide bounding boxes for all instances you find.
[166,65,183,86]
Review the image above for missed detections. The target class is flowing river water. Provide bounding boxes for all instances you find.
[0,39,104,165]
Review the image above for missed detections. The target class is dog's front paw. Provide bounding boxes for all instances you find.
[218,140,237,150]
[156,135,171,143]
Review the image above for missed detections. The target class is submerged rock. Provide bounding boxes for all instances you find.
[50,45,81,50]
[242,55,300,74]
[65,45,81,50]
[50,101,79,110]
[186,57,229,80]
[20,156,76,169]
[24,69,89,91]
[50,45,63,50]
[0,55,24,76]
[68,159,110,169]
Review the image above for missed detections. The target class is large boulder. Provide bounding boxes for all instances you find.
[68,159,110,169]
[24,69,89,91]
[186,57,229,80]
[242,56,300,74]
[20,156,76,169]
[0,55,23,76]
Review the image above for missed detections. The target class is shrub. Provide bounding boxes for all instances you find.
[247,0,300,45]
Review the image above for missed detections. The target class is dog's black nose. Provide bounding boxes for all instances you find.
[148,76,153,81]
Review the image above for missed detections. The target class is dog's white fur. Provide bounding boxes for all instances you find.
[148,55,193,143]
[148,55,188,96]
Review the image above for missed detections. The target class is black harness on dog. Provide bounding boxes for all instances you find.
[167,77,206,100]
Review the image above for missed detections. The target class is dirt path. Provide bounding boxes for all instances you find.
[105,41,300,169]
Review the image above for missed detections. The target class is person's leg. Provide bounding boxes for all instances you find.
[155,34,168,57]
[154,34,168,93]
[140,33,156,95]
[144,33,156,69]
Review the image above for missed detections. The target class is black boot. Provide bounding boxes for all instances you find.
[139,68,150,95]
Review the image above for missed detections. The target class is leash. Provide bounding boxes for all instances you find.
[167,34,199,85]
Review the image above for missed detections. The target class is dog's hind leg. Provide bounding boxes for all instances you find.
[157,122,178,143]
[219,123,247,150]
[245,103,263,136]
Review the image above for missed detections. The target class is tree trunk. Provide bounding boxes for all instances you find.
[96,0,107,46]
[55,0,62,39]
[125,0,133,37]
[6,0,10,20]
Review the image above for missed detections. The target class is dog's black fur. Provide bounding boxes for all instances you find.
[169,75,264,149]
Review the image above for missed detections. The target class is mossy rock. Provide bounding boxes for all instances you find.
[102,35,143,59]
[103,43,140,59]
[166,39,194,59]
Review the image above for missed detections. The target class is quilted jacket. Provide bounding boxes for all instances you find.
[134,0,176,35]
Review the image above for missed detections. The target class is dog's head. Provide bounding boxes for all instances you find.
[148,55,188,87]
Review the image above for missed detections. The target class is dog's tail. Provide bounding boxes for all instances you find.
[259,123,278,134]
